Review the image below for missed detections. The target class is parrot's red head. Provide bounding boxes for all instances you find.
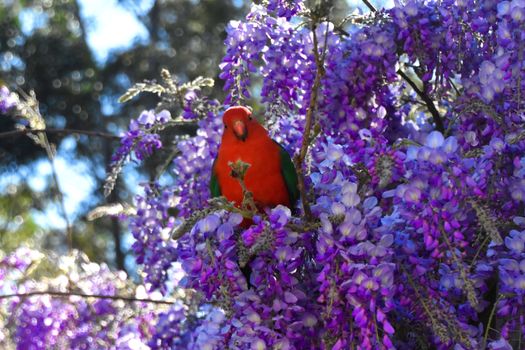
[222,106,255,142]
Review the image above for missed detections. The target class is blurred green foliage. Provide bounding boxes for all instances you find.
[0,184,42,251]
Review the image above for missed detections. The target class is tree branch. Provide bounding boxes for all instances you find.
[361,0,377,12]
[397,70,445,133]
[295,21,327,220]
[0,128,121,140]
[0,290,175,305]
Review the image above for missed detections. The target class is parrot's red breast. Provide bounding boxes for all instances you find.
[212,106,292,209]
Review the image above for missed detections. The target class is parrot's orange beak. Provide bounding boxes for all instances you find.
[233,120,247,141]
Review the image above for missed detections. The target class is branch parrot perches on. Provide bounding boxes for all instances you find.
[210,106,299,213]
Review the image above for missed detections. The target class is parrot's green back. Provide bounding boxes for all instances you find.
[210,158,221,197]
[274,141,299,207]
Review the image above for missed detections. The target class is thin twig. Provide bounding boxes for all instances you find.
[40,132,73,250]
[482,294,503,348]
[0,290,175,305]
[155,147,181,180]
[399,264,438,327]
[372,307,382,346]
[469,234,491,269]
[0,128,121,140]
[448,77,461,97]
[5,90,81,252]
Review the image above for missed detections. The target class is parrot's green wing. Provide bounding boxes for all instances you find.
[210,157,221,197]
[274,141,300,206]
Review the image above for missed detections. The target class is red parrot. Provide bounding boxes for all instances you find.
[210,105,299,213]
[210,106,299,287]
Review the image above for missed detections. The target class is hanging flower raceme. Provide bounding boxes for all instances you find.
[110,109,170,165]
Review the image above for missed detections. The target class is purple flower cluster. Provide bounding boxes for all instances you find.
[219,6,270,105]
[0,86,18,113]
[148,302,227,349]
[172,106,222,217]
[477,59,509,103]
[176,212,247,298]
[176,207,325,348]
[319,23,398,135]
[111,109,171,165]
[312,174,397,348]
[452,0,525,153]
[148,301,190,349]
[491,226,525,340]
[259,18,315,112]
[391,1,462,84]
[0,248,159,349]
[104,108,172,196]
[130,184,178,293]
[266,0,304,20]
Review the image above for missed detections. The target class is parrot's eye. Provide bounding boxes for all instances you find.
[249,116,253,121]
[224,125,228,129]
